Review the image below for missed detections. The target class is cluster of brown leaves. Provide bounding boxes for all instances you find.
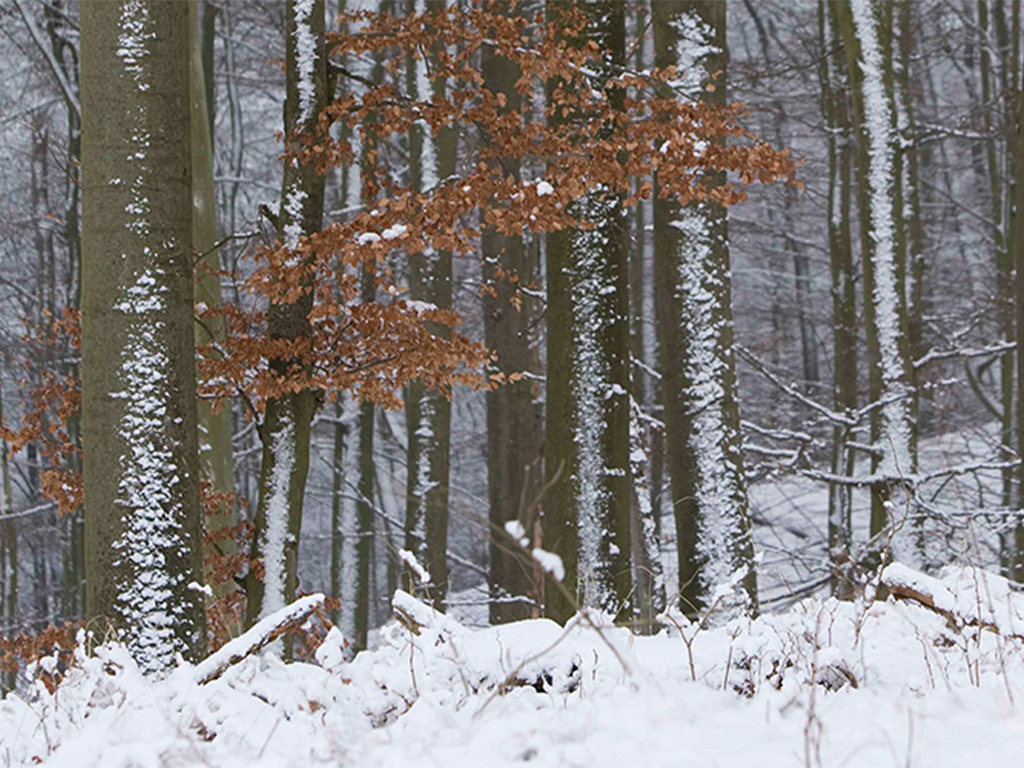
[0,622,80,693]
[202,3,794,415]
[0,309,82,514]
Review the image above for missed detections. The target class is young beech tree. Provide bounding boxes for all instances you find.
[242,0,328,631]
[404,0,457,611]
[835,0,914,560]
[653,1,758,616]
[81,0,207,675]
[819,0,858,597]
[300,4,792,625]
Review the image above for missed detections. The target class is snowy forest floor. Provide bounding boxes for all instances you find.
[5,564,1024,767]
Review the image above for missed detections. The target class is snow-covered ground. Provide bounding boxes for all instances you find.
[6,564,1024,768]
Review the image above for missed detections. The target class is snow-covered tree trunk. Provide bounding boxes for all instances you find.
[821,0,858,598]
[837,0,914,555]
[246,0,327,634]
[81,0,208,675]
[543,1,633,622]
[405,0,455,609]
[653,0,757,617]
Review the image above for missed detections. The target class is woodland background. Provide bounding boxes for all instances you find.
[0,0,1021,684]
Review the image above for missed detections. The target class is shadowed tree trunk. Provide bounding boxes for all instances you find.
[0,369,17,693]
[823,0,858,596]
[482,3,543,624]
[836,0,914,566]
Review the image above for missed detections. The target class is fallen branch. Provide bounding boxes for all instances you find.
[194,594,325,685]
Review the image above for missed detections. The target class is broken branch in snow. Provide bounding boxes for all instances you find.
[194,594,325,685]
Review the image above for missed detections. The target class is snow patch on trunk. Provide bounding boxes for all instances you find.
[260,416,296,619]
[293,0,318,126]
[850,0,913,482]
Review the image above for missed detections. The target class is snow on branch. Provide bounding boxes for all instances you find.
[882,563,1024,639]
[194,594,325,685]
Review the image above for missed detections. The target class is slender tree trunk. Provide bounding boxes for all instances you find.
[329,401,346,626]
[246,0,327,634]
[980,0,1018,568]
[653,0,757,617]
[481,4,542,624]
[897,0,927,561]
[823,0,859,596]
[0,370,17,694]
[629,1,664,633]
[81,0,208,674]
[836,0,914,564]
[1010,0,1024,582]
[353,39,385,651]
[189,0,237,608]
[404,0,455,609]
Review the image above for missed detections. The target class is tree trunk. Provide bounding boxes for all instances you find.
[836,0,914,564]
[81,0,208,675]
[481,4,542,624]
[543,0,633,622]
[629,1,664,633]
[653,0,757,617]
[823,0,859,596]
[245,0,327,635]
[353,40,385,650]
[1011,0,1024,582]
[404,0,455,609]
[329,400,346,627]
[189,0,237,602]
[0,370,17,694]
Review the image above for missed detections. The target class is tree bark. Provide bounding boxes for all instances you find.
[1010,0,1024,582]
[823,0,858,596]
[189,0,237,603]
[836,0,914,563]
[81,0,208,674]
[481,4,542,624]
[404,0,455,610]
[543,0,633,622]
[246,0,327,633]
[653,0,757,616]
[0,370,17,694]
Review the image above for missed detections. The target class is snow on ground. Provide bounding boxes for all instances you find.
[6,565,1024,767]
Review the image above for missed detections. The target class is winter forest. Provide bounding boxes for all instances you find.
[0,0,1023,765]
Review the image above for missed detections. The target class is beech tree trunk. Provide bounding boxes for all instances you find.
[836,0,915,564]
[353,40,385,652]
[653,0,757,616]
[481,6,543,624]
[404,0,455,609]
[81,0,208,675]
[543,0,633,623]
[823,0,858,596]
[0,371,17,694]
[1011,0,1024,582]
[246,0,327,633]
[191,0,235,524]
